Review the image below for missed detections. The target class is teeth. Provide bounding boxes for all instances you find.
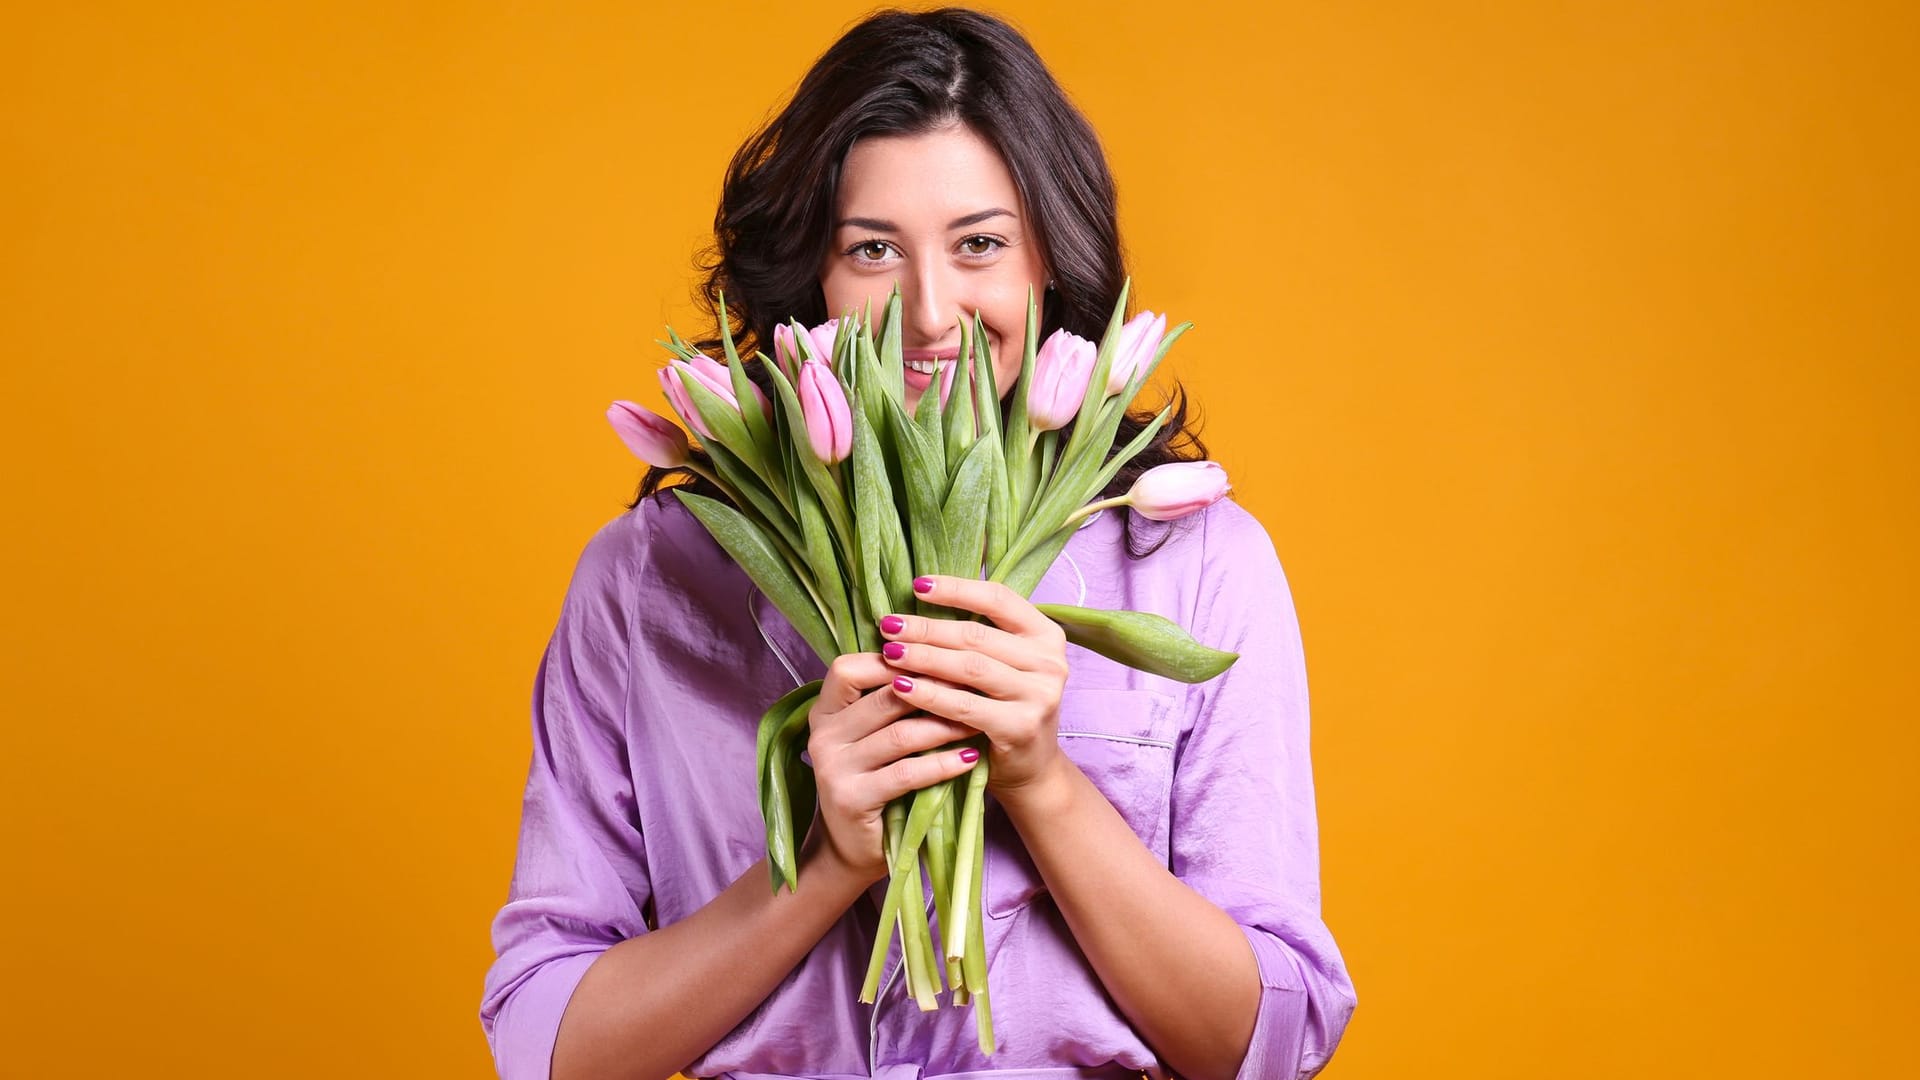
[905,359,941,374]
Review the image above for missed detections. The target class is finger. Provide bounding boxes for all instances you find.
[866,744,982,808]
[820,651,896,711]
[880,637,1025,699]
[886,671,1010,741]
[908,575,1062,641]
[877,611,1033,672]
[831,676,922,744]
[847,714,977,773]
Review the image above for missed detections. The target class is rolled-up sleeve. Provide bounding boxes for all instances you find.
[1169,502,1358,1080]
[480,513,652,1080]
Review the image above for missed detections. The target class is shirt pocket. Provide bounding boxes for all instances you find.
[984,686,1179,919]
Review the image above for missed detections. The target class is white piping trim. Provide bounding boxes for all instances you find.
[749,588,805,689]
[1057,730,1175,749]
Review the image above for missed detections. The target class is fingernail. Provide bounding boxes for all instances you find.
[893,675,914,695]
[959,748,979,763]
[912,576,935,595]
[879,615,905,635]
[883,641,906,661]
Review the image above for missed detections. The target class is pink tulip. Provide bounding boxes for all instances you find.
[680,354,739,405]
[775,319,848,378]
[772,323,802,379]
[1125,461,1231,521]
[658,366,711,439]
[1026,328,1097,431]
[938,352,961,411]
[797,359,853,464]
[1105,311,1168,396]
[807,319,845,369]
[665,354,772,435]
[606,401,690,467]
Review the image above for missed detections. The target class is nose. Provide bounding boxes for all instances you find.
[903,258,965,346]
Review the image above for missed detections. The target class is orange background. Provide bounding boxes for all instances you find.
[3,2,1914,1077]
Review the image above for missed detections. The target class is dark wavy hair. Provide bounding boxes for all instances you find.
[631,6,1210,558]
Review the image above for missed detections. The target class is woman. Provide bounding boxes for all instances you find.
[480,9,1356,1080]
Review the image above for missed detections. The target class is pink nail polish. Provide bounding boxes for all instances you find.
[893,676,914,695]
[959,748,979,763]
[913,576,935,594]
[883,641,906,661]
[879,615,905,635]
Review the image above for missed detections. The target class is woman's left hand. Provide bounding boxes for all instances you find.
[877,574,1069,795]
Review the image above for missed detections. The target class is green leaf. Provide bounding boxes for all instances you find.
[996,516,1080,598]
[966,318,1015,571]
[884,391,950,585]
[704,438,800,555]
[717,293,778,467]
[755,681,822,827]
[1035,602,1241,683]
[942,435,996,577]
[781,734,817,891]
[877,286,906,405]
[944,317,977,468]
[1060,277,1132,469]
[794,474,852,653]
[1087,403,1174,498]
[756,682,821,893]
[913,352,947,481]
[856,314,888,437]
[1003,289,1040,522]
[673,490,837,664]
[851,405,904,643]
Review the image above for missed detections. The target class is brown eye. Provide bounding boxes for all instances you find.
[961,235,1002,256]
[856,241,890,261]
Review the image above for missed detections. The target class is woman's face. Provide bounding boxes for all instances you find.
[820,123,1049,412]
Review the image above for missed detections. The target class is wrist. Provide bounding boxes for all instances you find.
[801,823,884,894]
[993,750,1081,824]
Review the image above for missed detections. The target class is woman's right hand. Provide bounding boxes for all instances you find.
[803,652,981,886]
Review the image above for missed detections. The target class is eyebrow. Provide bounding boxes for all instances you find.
[834,208,1017,232]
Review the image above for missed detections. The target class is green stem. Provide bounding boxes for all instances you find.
[860,799,910,1003]
[945,756,990,962]
[965,796,994,1053]
[1062,494,1129,528]
[903,857,940,1010]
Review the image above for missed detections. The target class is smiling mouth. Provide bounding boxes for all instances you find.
[902,350,961,375]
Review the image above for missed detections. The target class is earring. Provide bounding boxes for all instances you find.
[1046,278,1056,291]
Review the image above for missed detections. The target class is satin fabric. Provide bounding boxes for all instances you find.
[479,494,1356,1079]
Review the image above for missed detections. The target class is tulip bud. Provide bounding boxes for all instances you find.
[658,366,712,440]
[807,318,845,369]
[607,401,690,467]
[1125,460,1231,521]
[675,354,773,423]
[1105,311,1167,397]
[1027,328,1097,431]
[798,359,854,464]
[937,352,962,411]
[772,323,802,380]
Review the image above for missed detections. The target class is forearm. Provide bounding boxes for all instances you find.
[552,833,872,1080]
[1000,759,1261,1080]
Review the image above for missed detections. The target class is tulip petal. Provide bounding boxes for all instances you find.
[606,400,689,467]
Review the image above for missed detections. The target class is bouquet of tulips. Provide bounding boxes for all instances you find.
[606,281,1238,1054]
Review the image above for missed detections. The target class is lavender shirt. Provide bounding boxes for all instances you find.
[480,493,1357,1080]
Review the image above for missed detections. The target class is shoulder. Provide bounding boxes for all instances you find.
[571,488,730,585]
[563,489,748,641]
[1195,496,1278,563]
